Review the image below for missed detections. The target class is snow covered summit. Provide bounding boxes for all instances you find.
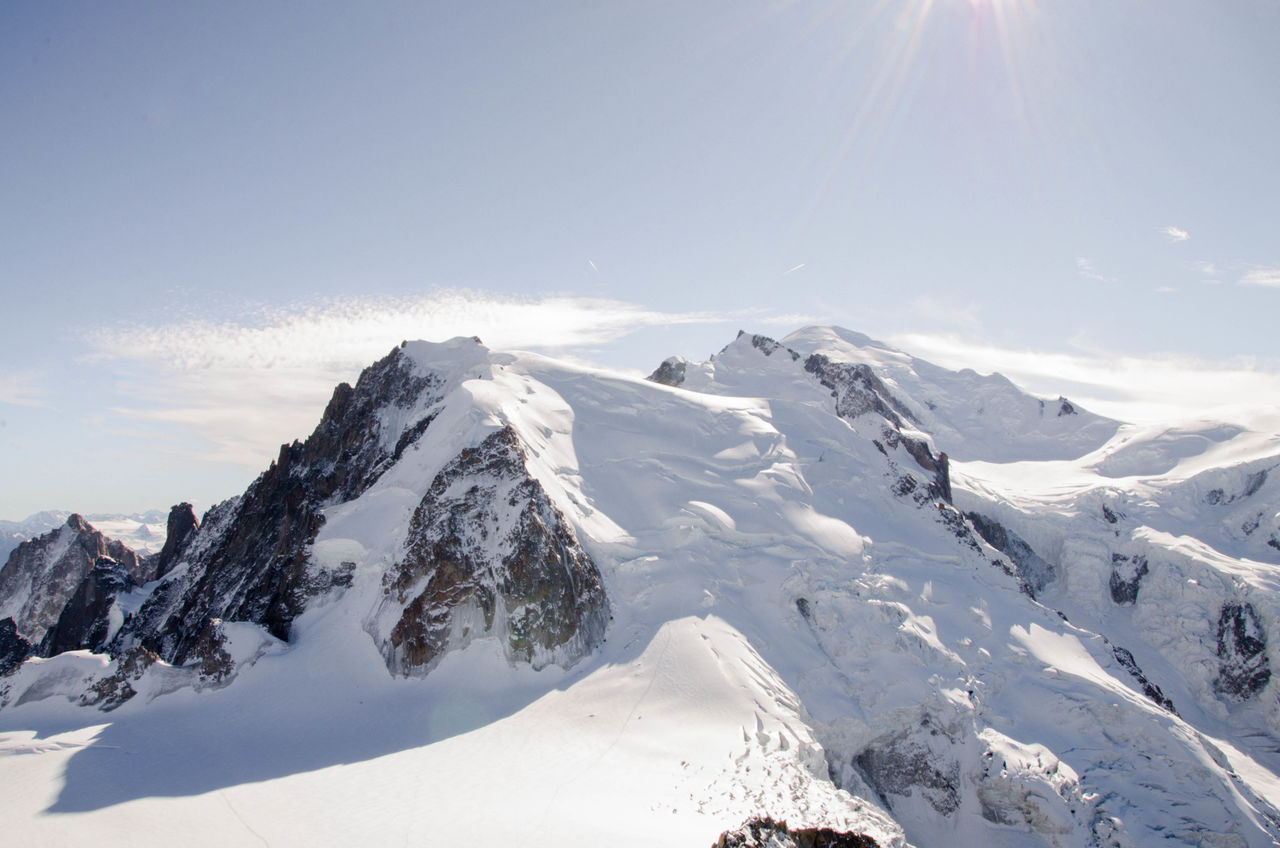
[1,326,1279,847]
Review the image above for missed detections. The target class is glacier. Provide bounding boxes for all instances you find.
[1,326,1278,847]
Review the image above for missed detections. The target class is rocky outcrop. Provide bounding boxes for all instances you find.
[1112,645,1176,714]
[150,502,198,580]
[647,356,688,387]
[966,513,1055,595]
[1213,601,1271,701]
[714,817,880,848]
[1108,554,1148,606]
[0,515,147,645]
[0,618,31,675]
[371,426,608,676]
[122,344,451,665]
[804,354,916,430]
[80,646,159,711]
[854,718,962,817]
[39,557,135,656]
[880,427,951,505]
[1206,469,1269,506]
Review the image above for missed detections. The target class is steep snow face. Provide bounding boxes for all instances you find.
[3,326,1280,848]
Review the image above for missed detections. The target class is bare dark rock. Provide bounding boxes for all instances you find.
[804,353,916,429]
[714,816,880,848]
[39,557,136,656]
[375,426,608,676]
[880,427,951,504]
[967,513,1056,595]
[647,356,688,387]
[854,724,961,816]
[81,646,158,711]
[1244,469,1269,498]
[0,618,31,675]
[192,619,234,683]
[746,332,801,361]
[1112,645,1177,713]
[1207,469,1270,507]
[1102,504,1120,525]
[150,502,199,580]
[1057,397,1077,416]
[1109,554,1149,606]
[1214,601,1271,701]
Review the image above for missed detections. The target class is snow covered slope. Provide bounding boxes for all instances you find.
[2,326,1279,847]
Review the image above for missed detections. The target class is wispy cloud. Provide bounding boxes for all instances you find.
[1075,257,1109,282]
[80,291,752,470]
[1161,225,1190,243]
[784,263,806,275]
[1240,267,1280,288]
[886,331,1280,426]
[0,371,47,407]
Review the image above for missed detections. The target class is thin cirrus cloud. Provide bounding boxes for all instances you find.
[0,371,47,407]
[1075,257,1109,282]
[1240,267,1280,288]
[1161,225,1190,243]
[887,332,1280,426]
[81,291,790,470]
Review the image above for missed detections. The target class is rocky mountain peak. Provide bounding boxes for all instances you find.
[370,425,608,676]
[0,514,146,647]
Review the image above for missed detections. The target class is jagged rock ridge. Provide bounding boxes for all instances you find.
[0,514,150,647]
[120,342,455,664]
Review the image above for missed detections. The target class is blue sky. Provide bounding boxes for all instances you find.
[2,0,1279,519]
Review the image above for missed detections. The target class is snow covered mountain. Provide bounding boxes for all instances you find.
[0,509,168,566]
[2,326,1278,847]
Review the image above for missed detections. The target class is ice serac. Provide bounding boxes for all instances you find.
[370,426,608,676]
[0,514,147,645]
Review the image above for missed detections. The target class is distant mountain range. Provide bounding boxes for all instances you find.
[0,510,168,564]
[1,326,1277,847]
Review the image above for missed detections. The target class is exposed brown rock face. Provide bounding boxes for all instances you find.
[0,515,146,645]
[714,816,880,848]
[80,646,159,711]
[373,426,608,676]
